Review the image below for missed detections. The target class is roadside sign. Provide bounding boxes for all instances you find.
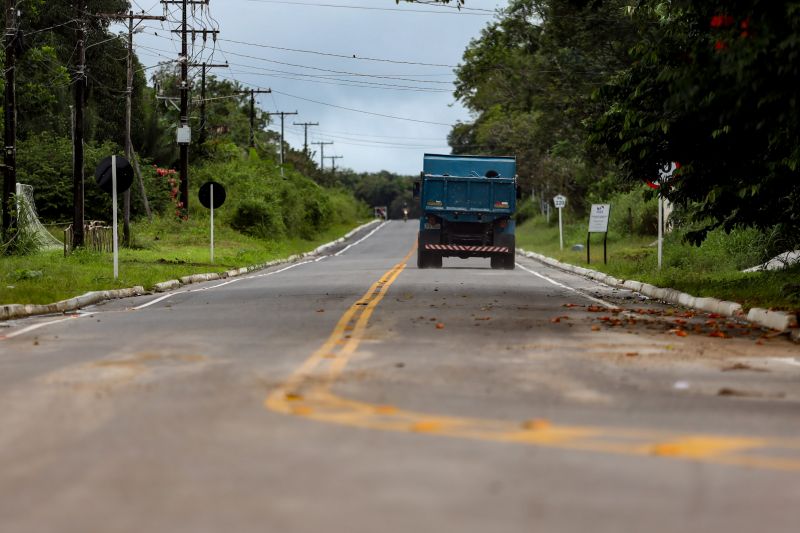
[553,195,567,250]
[658,162,677,181]
[199,181,226,209]
[95,155,132,279]
[588,204,611,233]
[587,203,611,265]
[198,182,226,264]
[95,156,133,195]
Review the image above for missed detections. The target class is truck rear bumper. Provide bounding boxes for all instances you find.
[424,244,511,255]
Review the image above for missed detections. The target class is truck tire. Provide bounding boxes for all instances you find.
[417,249,427,269]
[503,252,516,270]
[430,253,442,268]
[490,255,504,270]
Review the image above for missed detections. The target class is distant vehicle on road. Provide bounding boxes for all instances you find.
[414,153,519,269]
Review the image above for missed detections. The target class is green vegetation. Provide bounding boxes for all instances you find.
[516,208,800,312]
[452,0,800,251]
[0,213,367,306]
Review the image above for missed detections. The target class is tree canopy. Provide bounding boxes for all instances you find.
[451,0,800,247]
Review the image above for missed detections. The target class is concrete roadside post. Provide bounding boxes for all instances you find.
[553,194,567,250]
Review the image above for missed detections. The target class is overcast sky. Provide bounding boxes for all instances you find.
[126,0,507,175]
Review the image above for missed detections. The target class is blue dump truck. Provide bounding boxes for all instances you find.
[414,153,519,270]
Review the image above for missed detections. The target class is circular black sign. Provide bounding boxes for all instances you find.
[198,181,226,209]
[95,156,134,195]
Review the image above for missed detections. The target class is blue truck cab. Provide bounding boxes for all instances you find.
[414,153,519,269]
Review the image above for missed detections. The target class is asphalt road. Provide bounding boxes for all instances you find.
[1,221,799,533]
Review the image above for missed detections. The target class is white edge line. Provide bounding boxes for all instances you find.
[515,262,618,309]
[1,316,80,340]
[769,357,800,368]
[334,221,388,256]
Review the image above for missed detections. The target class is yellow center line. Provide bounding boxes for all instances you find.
[264,243,800,472]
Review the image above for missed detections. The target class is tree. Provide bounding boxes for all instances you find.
[591,1,800,245]
[450,0,637,213]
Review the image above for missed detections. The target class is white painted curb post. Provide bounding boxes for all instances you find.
[210,183,215,264]
[112,155,119,279]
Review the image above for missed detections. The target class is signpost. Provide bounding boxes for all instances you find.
[95,155,133,279]
[198,181,226,263]
[553,194,566,250]
[656,162,677,270]
[587,203,611,264]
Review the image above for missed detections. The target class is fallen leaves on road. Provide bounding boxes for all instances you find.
[668,329,689,337]
[521,419,552,431]
[316,309,325,313]
[722,362,768,372]
[474,316,492,321]
[550,316,570,323]
[708,330,728,338]
[625,352,639,357]
[591,325,601,331]
[435,323,445,329]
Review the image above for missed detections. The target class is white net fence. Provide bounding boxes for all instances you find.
[15,183,62,251]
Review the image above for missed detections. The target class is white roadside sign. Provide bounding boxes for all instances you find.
[588,204,611,233]
[553,194,566,209]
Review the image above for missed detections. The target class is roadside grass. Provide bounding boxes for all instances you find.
[1,215,370,306]
[516,216,800,312]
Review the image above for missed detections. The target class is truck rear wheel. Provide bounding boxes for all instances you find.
[503,252,515,270]
[490,255,504,270]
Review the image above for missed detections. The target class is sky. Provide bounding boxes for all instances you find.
[124,0,508,175]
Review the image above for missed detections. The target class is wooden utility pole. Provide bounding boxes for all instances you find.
[312,141,333,170]
[2,0,17,241]
[188,62,228,145]
[265,111,297,167]
[99,11,165,245]
[72,8,86,249]
[237,88,272,148]
[326,155,343,174]
[293,121,318,156]
[163,0,218,216]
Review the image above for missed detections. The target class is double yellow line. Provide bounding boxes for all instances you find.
[265,244,800,472]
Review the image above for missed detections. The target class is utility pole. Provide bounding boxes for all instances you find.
[293,121,318,157]
[326,155,343,174]
[164,0,218,216]
[237,88,271,148]
[99,10,165,245]
[265,111,297,168]
[312,141,333,170]
[72,6,86,249]
[189,62,228,145]
[2,0,17,241]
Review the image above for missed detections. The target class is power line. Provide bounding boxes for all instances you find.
[245,0,495,15]
[269,88,452,127]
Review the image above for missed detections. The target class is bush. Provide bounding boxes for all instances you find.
[230,198,286,239]
[605,189,658,237]
[515,198,537,225]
